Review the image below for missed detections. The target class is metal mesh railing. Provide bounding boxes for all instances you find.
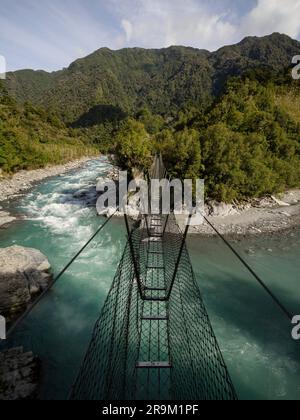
[70,212,237,400]
[70,227,141,400]
[167,214,237,400]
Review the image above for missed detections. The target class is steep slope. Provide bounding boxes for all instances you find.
[211,33,300,93]
[6,47,213,122]
[5,33,300,124]
[0,82,97,173]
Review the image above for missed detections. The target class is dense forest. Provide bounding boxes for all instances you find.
[0,82,97,173]
[6,33,300,122]
[2,33,300,202]
[113,74,300,202]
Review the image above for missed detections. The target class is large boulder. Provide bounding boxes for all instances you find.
[0,246,52,322]
[0,347,39,400]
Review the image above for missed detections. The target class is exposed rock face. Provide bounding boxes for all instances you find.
[0,347,39,400]
[0,246,52,322]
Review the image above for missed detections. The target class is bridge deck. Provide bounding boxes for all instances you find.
[136,216,171,399]
[70,154,237,401]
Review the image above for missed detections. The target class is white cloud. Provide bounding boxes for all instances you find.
[112,0,300,52]
[3,0,300,71]
[121,19,133,42]
[241,0,300,39]
[112,0,237,50]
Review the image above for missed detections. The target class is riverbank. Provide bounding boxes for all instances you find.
[0,156,99,202]
[0,156,99,228]
[183,190,300,238]
[103,167,300,238]
[1,160,300,237]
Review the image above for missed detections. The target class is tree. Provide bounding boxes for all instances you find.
[156,128,202,181]
[114,118,153,172]
[136,107,165,134]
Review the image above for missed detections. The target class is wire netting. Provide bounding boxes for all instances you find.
[70,212,237,400]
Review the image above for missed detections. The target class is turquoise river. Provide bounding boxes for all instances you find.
[0,157,299,400]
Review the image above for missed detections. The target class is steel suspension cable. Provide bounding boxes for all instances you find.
[161,165,293,322]
[5,208,119,338]
[202,215,293,322]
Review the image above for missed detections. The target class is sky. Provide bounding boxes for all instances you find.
[1,0,300,72]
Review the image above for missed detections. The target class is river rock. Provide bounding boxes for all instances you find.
[73,189,88,199]
[206,201,239,217]
[98,205,140,220]
[0,157,95,202]
[0,211,16,228]
[0,347,39,400]
[253,197,276,208]
[0,246,52,321]
[271,196,290,207]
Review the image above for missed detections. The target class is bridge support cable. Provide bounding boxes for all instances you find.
[202,215,293,322]
[161,157,293,323]
[124,213,144,298]
[5,209,119,339]
[71,211,237,400]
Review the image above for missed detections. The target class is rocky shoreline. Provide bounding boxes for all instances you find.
[101,168,300,237]
[0,156,97,202]
[0,347,40,400]
[0,156,98,228]
[177,190,300,238]
[0,246,52,400]
[0,245,53,322]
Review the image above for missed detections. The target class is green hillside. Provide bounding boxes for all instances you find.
[5,33,300,124]
[0,82,97,174]
[114,74,300,202]
[2,33,300,202]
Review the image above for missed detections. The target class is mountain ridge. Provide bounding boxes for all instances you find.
[5,33,300,123]
[10,32,296,74]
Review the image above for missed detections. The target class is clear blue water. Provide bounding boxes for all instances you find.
[0,157,300,400]
[187,234,300,400]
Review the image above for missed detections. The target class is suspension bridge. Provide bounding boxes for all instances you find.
[69,155,236,400]
[4,155,294,401]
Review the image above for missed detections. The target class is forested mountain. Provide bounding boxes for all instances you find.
[112,73,300,202]
[2,33,300,201]
[5,33,300,124]
[0,82,97,173]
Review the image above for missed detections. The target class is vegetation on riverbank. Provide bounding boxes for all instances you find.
[2,72,300,203]
[114,74,300,202]
[2,34,300,202]
[0,82,98,174]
